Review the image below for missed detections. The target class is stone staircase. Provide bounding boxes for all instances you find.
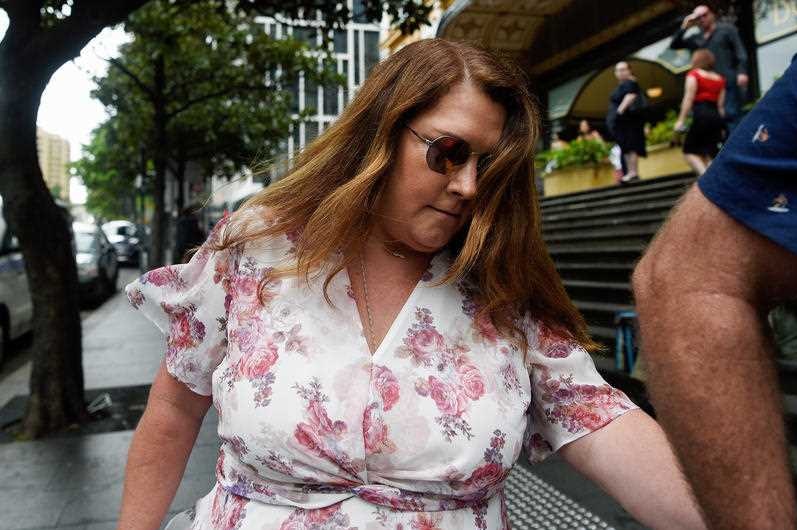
[539,173,797,461]
[540,173,696,345]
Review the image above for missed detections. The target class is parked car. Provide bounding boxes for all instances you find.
[101,220,144,267]
[74,221,119,303]
[0,201,33,365]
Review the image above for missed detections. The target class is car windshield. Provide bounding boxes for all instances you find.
[75,232,96,253]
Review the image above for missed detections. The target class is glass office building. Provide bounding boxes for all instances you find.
[260,1,383,160]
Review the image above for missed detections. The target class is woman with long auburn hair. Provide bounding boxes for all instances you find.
[119,39,705,530]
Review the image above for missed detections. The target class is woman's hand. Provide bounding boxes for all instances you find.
[674,119,687,133]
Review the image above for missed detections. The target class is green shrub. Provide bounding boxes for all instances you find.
[646,109,683,147]
[537,138,611,171]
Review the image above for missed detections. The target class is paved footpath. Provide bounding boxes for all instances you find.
[0,270,646,530]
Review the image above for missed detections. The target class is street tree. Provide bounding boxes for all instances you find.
[90,0,335,263]
[0,0,430,439]
[72,119,144,221]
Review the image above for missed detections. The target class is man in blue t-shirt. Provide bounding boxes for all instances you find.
[633,55,797,530]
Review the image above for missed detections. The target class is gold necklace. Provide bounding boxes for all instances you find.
[359,253,377,353]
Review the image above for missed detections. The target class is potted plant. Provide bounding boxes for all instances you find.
[538,138,615,196]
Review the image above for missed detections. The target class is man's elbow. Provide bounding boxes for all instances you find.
[632,249,666,313]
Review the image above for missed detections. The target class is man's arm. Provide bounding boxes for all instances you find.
[671,27,698,51]
[728,25,749,86]
[632,186,797,530]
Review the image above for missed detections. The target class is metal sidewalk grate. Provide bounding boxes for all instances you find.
[505,464,614,530]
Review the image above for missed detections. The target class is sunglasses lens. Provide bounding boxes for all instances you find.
[427,136,470,174]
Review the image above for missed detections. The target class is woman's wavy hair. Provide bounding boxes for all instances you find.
[218,38,598,353]
[691,48,716,71]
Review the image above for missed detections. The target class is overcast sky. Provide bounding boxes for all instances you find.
[0,10,129,203]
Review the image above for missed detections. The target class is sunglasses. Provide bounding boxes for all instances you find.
[406,125,492,176]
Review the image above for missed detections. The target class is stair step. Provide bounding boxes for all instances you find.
[573,300,635,314]
[556,261,635,271]
[542,212,667,233]
[545,224,661,243]
[543,199,677,224]
[564,279,631,291]
[540,173,695,207]
[541,188,687,216]
[548,244,645,255]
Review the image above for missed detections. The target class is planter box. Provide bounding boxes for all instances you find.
[542,163,616,197]
[541,145,693,197]
[639,143,691,179]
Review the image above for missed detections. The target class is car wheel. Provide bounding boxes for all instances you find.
[108,266,119,294]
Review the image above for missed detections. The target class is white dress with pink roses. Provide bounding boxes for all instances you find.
[126,213,636,530]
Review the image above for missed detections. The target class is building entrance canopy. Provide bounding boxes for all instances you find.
[437,0,681,84]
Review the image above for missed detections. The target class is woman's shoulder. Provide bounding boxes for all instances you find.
[227,205,299,266]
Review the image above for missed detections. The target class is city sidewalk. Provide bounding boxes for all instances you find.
[0,270,645,530]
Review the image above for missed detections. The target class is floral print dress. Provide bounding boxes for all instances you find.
[126,213,636,530]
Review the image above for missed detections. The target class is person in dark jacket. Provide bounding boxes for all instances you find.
[174,204,205,264]
[670,4,749,129]
[607,61,646,183]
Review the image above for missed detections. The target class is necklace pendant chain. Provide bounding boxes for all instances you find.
[359,254,377,354]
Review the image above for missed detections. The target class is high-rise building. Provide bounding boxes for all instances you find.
[36,128,71,201]
[263,4,384,159]
[208,1,385,219]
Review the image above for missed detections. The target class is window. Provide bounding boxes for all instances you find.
[293,26,317,47]
[364,31,380,76]
[304,77,318,114]
[292,125,301,151]
[354,31,361,84]
[352,0,368,23]
[323,85,338,115]
[306,122,319,143]
[289,77,300,113]
[334,30,348,53]
[75,232,97,254]
[342,60,350,105]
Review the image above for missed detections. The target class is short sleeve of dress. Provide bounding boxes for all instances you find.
[125,216,234,396]
[522,321,638,464]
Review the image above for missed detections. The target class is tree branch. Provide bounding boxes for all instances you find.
[107,57,156,101]
[16,0,148,83]
[166,83,276,119]
[4,0,43,23]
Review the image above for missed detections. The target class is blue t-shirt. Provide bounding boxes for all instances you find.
[698,55,797,255]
